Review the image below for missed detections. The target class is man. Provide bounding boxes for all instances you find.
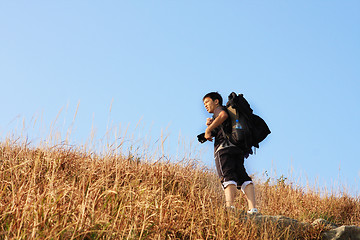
[203,92,258,214]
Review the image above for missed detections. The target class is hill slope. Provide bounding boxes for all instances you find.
[0,140,359,239]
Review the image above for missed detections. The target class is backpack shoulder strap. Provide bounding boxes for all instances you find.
[212,108,231,146]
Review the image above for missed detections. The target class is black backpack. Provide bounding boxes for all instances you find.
[222,92,271,154]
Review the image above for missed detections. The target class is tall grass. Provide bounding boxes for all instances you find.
[0,136,359,239]
[256,175,360,226]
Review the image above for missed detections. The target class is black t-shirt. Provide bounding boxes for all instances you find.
[213,106,232,152]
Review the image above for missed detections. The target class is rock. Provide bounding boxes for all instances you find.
[312,218,338,229]
[322,225,360,240]
[237,212,360,240]
[245,214,360,240]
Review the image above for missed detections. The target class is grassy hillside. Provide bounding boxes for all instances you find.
[0,140,359,239]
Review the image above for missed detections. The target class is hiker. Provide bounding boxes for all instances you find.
[202,92,258,215]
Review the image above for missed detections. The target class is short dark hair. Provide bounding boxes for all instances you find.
[203,92,223,106]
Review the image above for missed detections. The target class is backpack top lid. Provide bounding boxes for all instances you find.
[227,92,253,118]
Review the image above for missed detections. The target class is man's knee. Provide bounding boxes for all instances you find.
[241,181,253,194]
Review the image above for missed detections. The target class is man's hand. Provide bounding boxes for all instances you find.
[205,128,213,141]
[206,118,213,126]
[205,118,214,141]
[204,110,228,142]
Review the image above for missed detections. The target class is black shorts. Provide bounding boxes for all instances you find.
[215,146,252,189]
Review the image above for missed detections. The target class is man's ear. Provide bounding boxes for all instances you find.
[214,99,219,106]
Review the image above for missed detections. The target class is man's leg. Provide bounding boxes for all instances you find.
[224,184,237,207]
[243,182,256,210]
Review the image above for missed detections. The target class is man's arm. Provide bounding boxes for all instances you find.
[205,110,228,141]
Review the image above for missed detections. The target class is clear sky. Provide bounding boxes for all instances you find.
[1,1,359,196]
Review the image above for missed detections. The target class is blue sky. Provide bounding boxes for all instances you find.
[1,1,359,196]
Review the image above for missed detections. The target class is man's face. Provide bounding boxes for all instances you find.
[203,97,219,113]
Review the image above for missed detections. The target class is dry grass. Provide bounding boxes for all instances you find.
[257,177,360,227]
[0,138,359,239]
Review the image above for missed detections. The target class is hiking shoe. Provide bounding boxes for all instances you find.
[247,208,260,215]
